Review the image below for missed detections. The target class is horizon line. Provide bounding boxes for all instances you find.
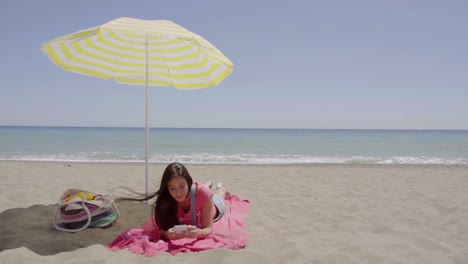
[1,125,467,131]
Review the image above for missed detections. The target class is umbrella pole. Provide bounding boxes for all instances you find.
[145,34,149,202]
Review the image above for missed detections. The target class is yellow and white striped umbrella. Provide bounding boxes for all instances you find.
[42,17,233,89]
[42,17,233,196]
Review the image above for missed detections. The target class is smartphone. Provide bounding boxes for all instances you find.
[173,225,187,233]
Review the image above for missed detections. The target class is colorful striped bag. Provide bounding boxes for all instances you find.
[53,188,120,232]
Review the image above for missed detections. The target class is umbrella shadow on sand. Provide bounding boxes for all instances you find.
[0,200,149,256]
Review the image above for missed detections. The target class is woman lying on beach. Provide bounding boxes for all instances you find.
[126,162,228,240]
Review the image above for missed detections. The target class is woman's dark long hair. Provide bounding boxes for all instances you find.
[153,162,193,230]
[115,162,193,231]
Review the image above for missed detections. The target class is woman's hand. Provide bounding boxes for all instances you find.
[165,228,184,240]
[186,225,199,239]
[165,225,199,240]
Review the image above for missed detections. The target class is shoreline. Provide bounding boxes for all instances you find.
[2,159,468,168]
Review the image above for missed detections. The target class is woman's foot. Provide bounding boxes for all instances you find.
[215,182,228,199]
[216,182,226,191]
[204,181,213,189]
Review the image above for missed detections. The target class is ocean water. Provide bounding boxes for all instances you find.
[0,126,467,165]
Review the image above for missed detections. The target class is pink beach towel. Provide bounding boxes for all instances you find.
[107,194,250,256]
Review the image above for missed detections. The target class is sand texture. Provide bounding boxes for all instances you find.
[1,161,467,263]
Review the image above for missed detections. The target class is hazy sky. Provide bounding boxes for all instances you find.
[0,1,467,129]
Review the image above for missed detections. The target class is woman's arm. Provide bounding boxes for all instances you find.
[186,196,215,239]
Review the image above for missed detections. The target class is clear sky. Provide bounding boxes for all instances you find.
[0,0,467,129]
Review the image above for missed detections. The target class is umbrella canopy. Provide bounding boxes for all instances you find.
[42,17,233,196]
[42,17,233,88]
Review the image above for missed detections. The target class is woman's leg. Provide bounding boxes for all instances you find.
[211,182,228,222]
[214,182,226,199]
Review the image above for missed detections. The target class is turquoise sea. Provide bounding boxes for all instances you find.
[1,126,467,165]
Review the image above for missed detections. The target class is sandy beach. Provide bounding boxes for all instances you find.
[0,161,467,263]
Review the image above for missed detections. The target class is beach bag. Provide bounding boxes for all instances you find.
[53,188,120,233]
